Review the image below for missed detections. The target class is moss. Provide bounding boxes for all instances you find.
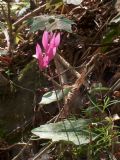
[18,59,48,89]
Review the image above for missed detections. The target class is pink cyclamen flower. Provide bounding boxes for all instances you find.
[34,31,60,70]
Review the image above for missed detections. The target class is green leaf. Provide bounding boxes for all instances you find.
[46,16,75,32]
[89,83,109,93]
[40,87,71,105]
[29,15,75,33]
[32,119,97,145]
[90,87,109,93]
[29,15,49,32]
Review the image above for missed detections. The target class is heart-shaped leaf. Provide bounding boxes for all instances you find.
[40,87,71,105]
[32,118,97,145]
[29,15,75,33]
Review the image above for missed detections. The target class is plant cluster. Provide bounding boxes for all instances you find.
[0,0,120,160]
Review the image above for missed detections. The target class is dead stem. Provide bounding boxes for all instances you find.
[11,139,31,160]
[56,54,81,78]
[42,72,62,89]
[32,142,54,160]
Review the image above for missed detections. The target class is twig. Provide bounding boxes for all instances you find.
[83,42,120,47]
[32,142,54,160]
[92,13,112,43]
[54,58,68,84]
[10,80,35,94]
[56,54,81,78]
[9,80,37,109]
[0,142,31,151]
[5,118,32,138]
[105,47,120,56]
[54,108,64,122]
[69,5,84,15]
[105,79,120,97]
[81,14,112,61]
[11,139,31,160]
[60,53,97,118]
[13,4,46,27]
[42,71,62,88]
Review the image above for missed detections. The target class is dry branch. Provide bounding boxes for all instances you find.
[13,4,46,27]
[56,54,81,79]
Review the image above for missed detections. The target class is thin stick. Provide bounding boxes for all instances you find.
[42,72,62,89]
[10,80,35,94]
[13,4,46,27]
[0,143,31,151]
[11,139,31,160]
[32,142,54,160]
[56,54,81,78]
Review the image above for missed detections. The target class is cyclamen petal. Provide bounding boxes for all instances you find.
[43,56,49,67]
[53,47,57,56]
[35,44,45,69]
[38,55,49,69]
[36,43,42,59]
[55,33,60,47]
[36,44,43,66]
[49,33,56,49]
[47,47,56,61]
[42,31,49,50]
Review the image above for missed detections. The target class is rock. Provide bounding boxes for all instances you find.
[0,60,49,132]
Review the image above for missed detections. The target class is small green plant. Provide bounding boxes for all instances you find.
[83,84,120,159]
